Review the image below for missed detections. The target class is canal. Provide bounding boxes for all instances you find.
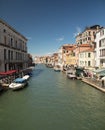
[0,64,105,130]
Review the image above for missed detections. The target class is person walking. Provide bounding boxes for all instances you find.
[102,80,104,88]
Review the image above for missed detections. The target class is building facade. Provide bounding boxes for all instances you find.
[95,28,105,68]
[0,19,28,72]
[73,44,94,66]
[78,48,95,68]
[76,25,101,45]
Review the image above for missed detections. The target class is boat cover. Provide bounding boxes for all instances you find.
[14,78,26,83]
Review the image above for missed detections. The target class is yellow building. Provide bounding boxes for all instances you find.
[62,44,77,66]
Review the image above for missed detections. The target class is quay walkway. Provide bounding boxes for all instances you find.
[82,77,105,93]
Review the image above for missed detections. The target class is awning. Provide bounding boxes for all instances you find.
[0,70,17,75]
[93,68,105,73]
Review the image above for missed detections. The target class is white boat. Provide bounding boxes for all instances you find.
[54,67,61,72]
[67,73,77,79]
[54,65,61,72]
[9,78,28,90]
[22,75,30,80]
[66,69,77,79]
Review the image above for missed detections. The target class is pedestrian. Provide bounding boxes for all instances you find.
[102,80,104,88]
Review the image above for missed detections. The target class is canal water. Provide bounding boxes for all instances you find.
[0,64,105,130]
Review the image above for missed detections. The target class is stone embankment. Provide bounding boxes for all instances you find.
[82,77,105,93]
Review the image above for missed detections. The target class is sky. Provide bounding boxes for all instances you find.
[0,0,105,57]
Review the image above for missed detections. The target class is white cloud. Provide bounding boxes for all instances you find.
[56,36,64,43]
[73,27,82,37]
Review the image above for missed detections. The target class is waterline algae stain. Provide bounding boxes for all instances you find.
[0,64,105,130]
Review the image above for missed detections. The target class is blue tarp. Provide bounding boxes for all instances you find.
[14,78,26,83]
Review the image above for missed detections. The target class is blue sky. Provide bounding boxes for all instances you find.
[0,0,105,57]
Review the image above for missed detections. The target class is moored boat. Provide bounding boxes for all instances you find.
[54,65,61,72]
[66,67,77,79]
[67,73,77,79]
[45,64,53,68]
[22,75,30,80]
[9,78,28,91]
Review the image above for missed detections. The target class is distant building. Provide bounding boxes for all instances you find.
[58,46,63,67]
[0,19,28,72]
[52,53,59,66]
[76,25,101,45]
[95,27,105,68]
[57,44,76,67]
[62,44,76,66]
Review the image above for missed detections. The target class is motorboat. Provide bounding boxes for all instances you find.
[9,78,28,90]
[54,65,61,72]
[22,75,30,80]
[66,68,77,79]
[67,73,77,79]
[54,68,61,72]
[45,64,53,68]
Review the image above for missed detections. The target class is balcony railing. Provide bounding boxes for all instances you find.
[0,43,27,52]
[3,59,28,63]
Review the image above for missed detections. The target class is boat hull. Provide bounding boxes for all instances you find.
[9,77,28,91]
[67,74,77,79]
[9,82,28,90]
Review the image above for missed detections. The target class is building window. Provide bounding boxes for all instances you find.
[100,49,105,57]
[4,36,7,44]
[85,61,87,66]
[11,51,13,60]
[88,61,91,66]
[100,29,104,36]
[11,38,13,46]
[88,37,91,40]
[99,40,101,47]
[102,38,105,47]
[5,64,7,72]
[88,53,91,57]
[99,38,105,47]
[93,31,95,36]
[3,29,6,33]
[4,49,7,60]
[89,31,91,36]
[8,50,10,60]
[73,52,75,56]
[80,53,84,58]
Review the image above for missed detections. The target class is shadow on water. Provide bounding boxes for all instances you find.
[0,89,8,96]
[32,68,44,77]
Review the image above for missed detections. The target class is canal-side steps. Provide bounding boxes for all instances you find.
[82,77,105,93]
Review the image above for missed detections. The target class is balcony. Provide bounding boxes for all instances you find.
[3,59,28,63]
